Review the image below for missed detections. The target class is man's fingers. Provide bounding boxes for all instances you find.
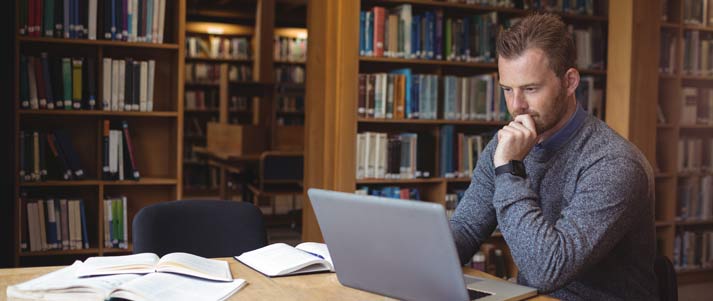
[514,114,537,134]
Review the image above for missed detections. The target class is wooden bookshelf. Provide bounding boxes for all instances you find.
[13,0,185,266]
[305,0,612,279]
[656,0,713,283]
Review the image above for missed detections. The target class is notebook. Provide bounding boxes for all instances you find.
[307,188,538,301]
[235,242,334,277]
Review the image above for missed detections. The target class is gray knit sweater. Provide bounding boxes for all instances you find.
[450,107,659,300]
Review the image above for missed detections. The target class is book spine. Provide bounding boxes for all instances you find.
[102,58,111,110]
[46,199,57,249]
[60,199,69,249]
[39,132,47,180]
[147,60,154,111]
[19,0,27,35]
[37,199,47,250]
[103,198,111,248]
[33,132,39,181]
[124,58,133,111]
[112,198,119,247]
[88,0,96,39]
[62,58,72,109]
[52,57,64,109]
[72,58,82,109]
[45,0,55,37]
[122,120,140,179]
[41,53,55,110]
[146,0,153,42]
[20,56,30,109]
[19,131,26,180]
[55,0,63,37]
[64,0,70,38]
[122,0,128,40]
[79,199,89,249]
[118,59,125,111]
[121,196,128,248]
[157,0,165,43]
[134,61,141,111]
[103,120,111,178]
[34,56,47,109]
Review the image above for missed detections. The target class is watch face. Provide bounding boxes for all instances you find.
[511,161,526,177]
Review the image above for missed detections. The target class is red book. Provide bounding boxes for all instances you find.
[33,56,47,109]
[121,121,140,180]
[36,0,42,37]
[372,6,386,57]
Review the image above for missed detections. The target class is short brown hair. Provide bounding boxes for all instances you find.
[496,13,576,77]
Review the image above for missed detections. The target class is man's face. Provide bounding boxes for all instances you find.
[498,48,570,135]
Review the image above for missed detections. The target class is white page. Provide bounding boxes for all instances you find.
[235,243,329,276]
[295,242,334,270]
[157,252,232,282]
[76,253,159,277]
[109,273,246,301]
[7,261,139,301]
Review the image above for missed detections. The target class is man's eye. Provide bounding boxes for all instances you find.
[525,87,537,92]
[502,87,512,92]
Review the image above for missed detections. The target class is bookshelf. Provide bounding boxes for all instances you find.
[305,0,609,279]
[656,0,713,284]
[13,0,185,266]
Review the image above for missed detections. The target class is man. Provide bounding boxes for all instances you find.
[449,13,658,300]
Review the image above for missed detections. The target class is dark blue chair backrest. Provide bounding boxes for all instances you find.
[654,255,678,301]
[132,200,267,257]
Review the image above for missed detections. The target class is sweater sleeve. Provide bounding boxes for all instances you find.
[449,141,499,264]
[493,155,650,293]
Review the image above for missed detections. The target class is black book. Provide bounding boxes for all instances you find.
[115,0,123,40]
[41,53,55,110]
[387,136,401,176]
[102,120,111,179]
[20,56,30,109]
[25,132,33,181]
[52,57,65,109]
[54,129,85,180]
[47,132,72,180]
[39,132,47,181]
[19,131,26,180]
[124,58,133,111]
[104,0,112,39]
[79,0,87,38]
[55,0,64,37]
[86,57,96,109]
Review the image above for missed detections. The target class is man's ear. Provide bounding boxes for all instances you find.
[564,67,580,96]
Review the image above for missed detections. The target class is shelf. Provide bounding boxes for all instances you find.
[360,56,497,68]
[682,75,713,81]
[677,171,713,177]
[655,172,673,179]
[274,60,306,65]
[446,177,471,183]
[362,0,608,22]
[683,24,713,33]
[185,109,220,113]
[184,135,206,140]
[20,180,103,187]
[185,82,220,87]
[17,36,180,49]
[102,247,133,254]
[660,22,681,29]
[19,110,178,117]
[677,266,713,275]
[18,248,100,257]
[659,73,679,80]
[183,160,207,166]
[676,219,713,226]
[358,118,507,126]
[356,178,445,184]
[103,178,179,186]
[185,57,252,63]
[276,111,305,115]
[679,124,713,130]
[657,123,674,129]
[656,221,673,227]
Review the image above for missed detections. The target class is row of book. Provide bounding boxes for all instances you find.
[274,36,307,62]
[683,31,713,76]
[275,65,305,84]
[681,87,713,125]
[445,190,466,219]
[186,36,251,60]
[277,96,304,113]
[356,132,427,180]
[354,186,422,200]
[443,74,507,121]
[21,198,89,252]
[20,54,158,112]
[677,175,713,221]
[358,71,439,120]
[185,89,218,111]
[185,63,253,84]
[276,116,304,126]
[20,54,96,110]
[19,130,84,182]
[19,0,168,43]
[677,137,713,172]
[673,230,713,271]
[104,196,129,249]
[575,76,604,119]
[660,31,677,74]
[680,0,713,25]
[102,120,140,181]
[446,0,607,16]
[440,126,492,178]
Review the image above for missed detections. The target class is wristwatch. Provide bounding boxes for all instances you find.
[495,160,527,179]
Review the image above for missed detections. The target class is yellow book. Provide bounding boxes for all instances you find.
[72,59,83,109]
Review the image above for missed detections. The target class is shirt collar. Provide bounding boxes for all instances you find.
[534,103,587,153]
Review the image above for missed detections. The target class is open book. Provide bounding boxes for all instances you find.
[235,242,334,277]
[7,261,247,301]
[76,252,232,282]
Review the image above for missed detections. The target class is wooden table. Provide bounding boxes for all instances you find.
[1,258,555,300]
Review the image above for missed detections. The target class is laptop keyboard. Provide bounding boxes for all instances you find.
[468,289,493,300]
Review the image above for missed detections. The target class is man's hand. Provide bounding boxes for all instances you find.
[493,114,538,167]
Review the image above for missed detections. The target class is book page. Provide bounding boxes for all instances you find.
[156,252,232,281]
[295,242,334,270]
[7,261,140,300]
[109,272,247,301]
[76,253,160,277]
[235,243,330,276]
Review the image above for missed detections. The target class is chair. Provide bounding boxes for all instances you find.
[132,200,267,258]
[654,255,678,301]
[247,151,303,229]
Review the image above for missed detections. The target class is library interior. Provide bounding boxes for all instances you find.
[0,0,712,300]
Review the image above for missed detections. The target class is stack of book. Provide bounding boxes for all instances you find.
[355,186,422,200]
[575,76,604,119]
[682,31,713,76]
[18,0,168,43]
[275,65,305,84]
[274,36,307,62]
[356,132,427,180]
[104,196,129,249]
[185,90,219,110]
[19,129,84,182]
[674,230,713,271]
[439,126,492,178]
[358,70,439,120]
[102,120,140,181]
[677,175,713,221]
[187,35,251,59]
[20,53,97,110]
[21,197,90,252]
[680,87,713,125]
[682,0,713,25]
[102,58,156,112]
[660,31,678,74]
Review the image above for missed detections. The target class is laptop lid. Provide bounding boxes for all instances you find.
[308,188,472,301]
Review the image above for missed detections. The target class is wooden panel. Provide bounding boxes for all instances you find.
[303,0,360,242]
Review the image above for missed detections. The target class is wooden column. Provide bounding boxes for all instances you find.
[605,0,660,163]
[254,0,275,143]
[302,0,360,242]
[220,64,229,123]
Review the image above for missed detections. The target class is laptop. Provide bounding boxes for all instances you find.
[307,188,537,301]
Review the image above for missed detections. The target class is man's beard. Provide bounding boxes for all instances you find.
[514,86,569,135]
